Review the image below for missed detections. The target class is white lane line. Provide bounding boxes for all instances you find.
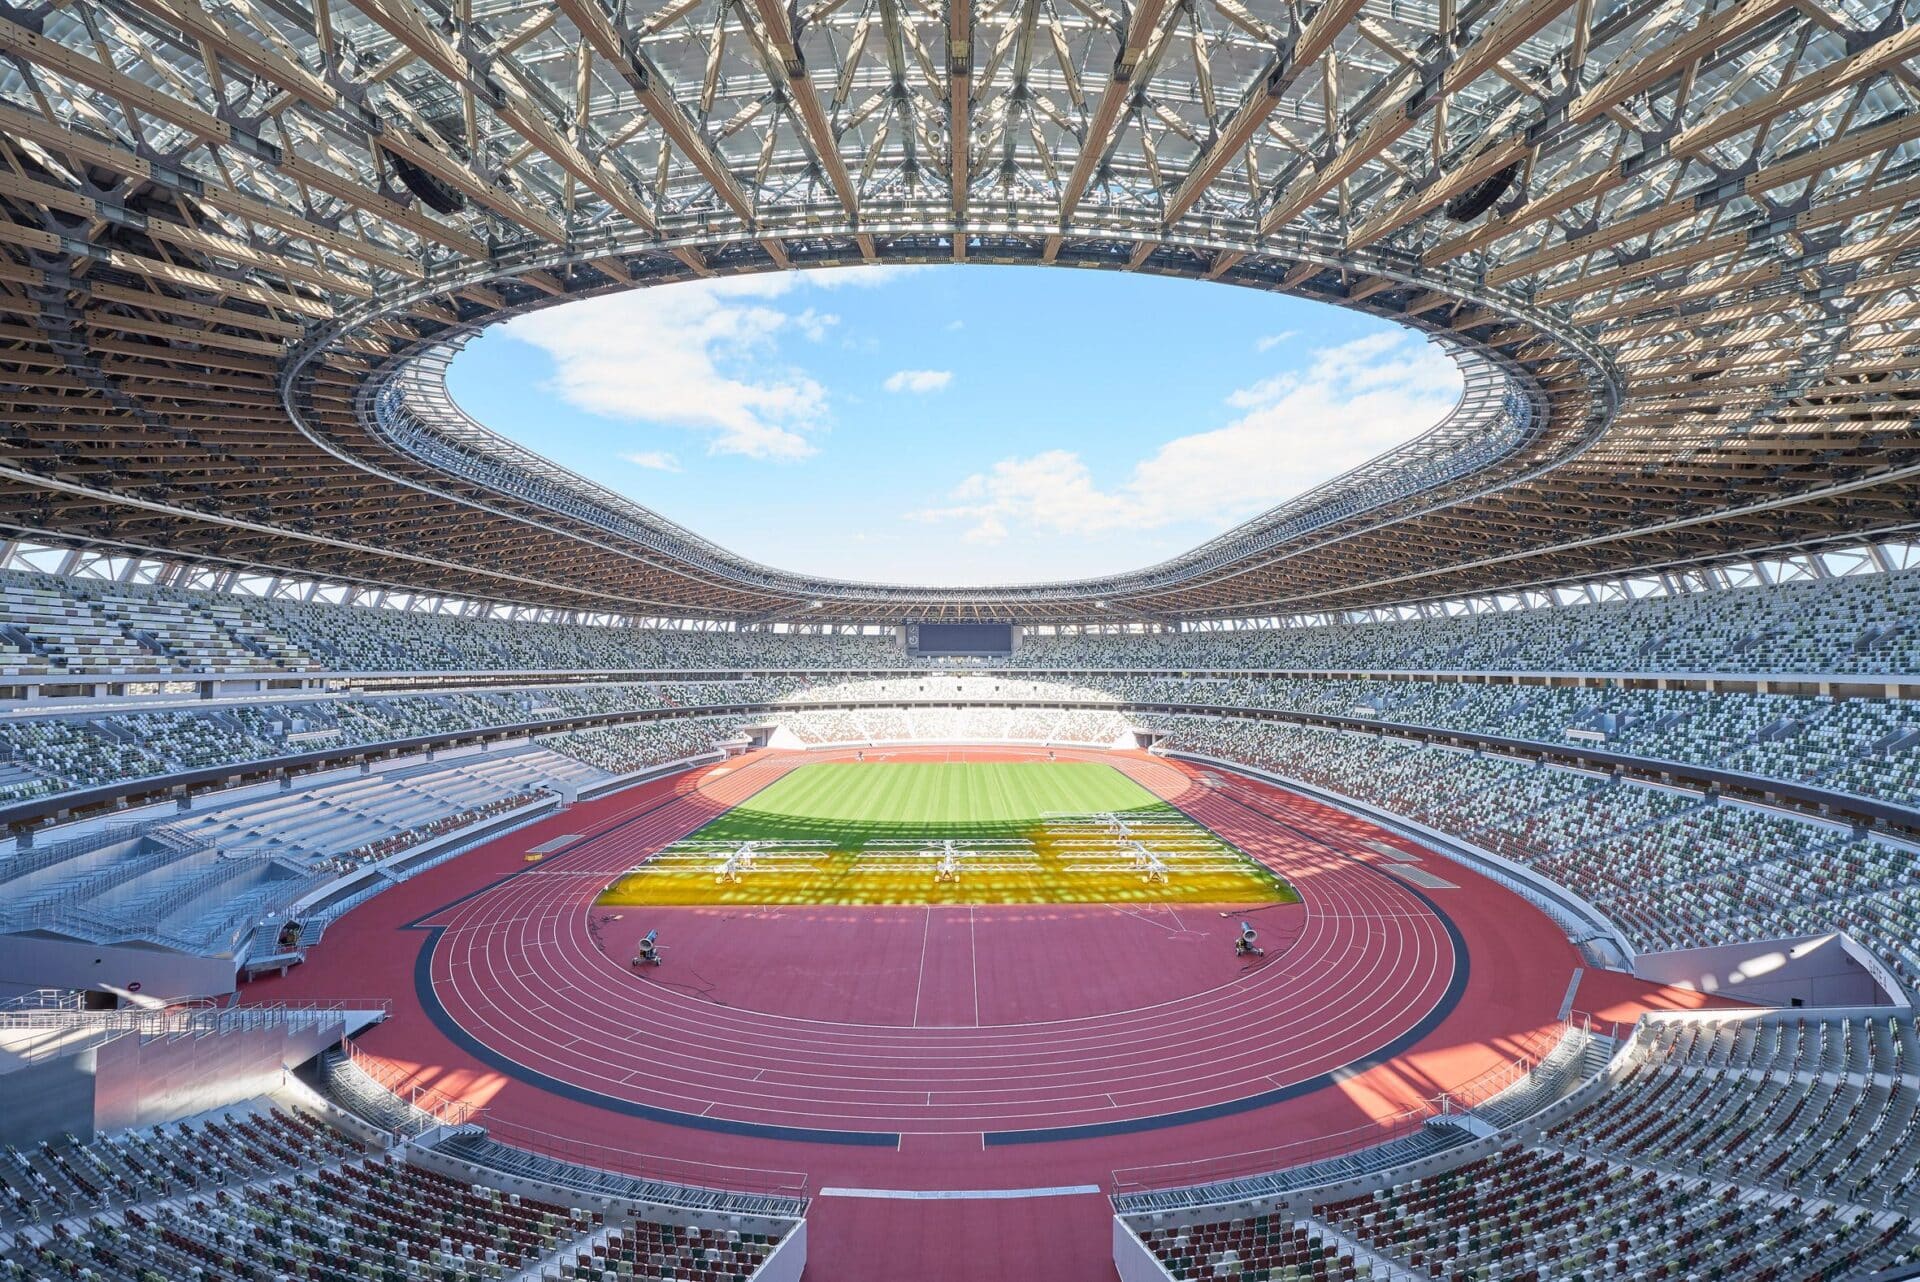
[969,905,980,1028]
[910,905,934,1027]
[818,1185,1102,1200]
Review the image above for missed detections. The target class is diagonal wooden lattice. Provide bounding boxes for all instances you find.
[0,0,1915,621]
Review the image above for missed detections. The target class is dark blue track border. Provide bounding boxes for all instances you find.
[402,773,901,1146]
[398,756,1474,1150]
[983,776,1472,1145]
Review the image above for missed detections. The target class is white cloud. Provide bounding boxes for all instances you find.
[502,274,836,461]
[914,450,1130,544]
[793,308,838,342]
[912,332,1459,543]
[623,451,681,472]
[806,265,928,291]
[884,369,953,394]
[1254,330,1298,352]
[499,266,928,460]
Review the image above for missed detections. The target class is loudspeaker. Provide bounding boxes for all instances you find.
[1444,161,1521,223]
[388,150,467,215]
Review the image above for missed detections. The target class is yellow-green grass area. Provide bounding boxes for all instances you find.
[597,761,1300,906]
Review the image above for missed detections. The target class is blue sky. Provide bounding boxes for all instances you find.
[447,265,1460,585]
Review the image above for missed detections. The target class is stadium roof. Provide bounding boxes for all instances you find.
[0,0,1916,623]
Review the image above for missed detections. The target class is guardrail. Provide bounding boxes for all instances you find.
[343,1038,485,1128]
[0,997,390,1037]
[478,1118,810,1199]
[1110,1015,1596,1201]
[338,1040,808,1198]
[0,987,87,1011]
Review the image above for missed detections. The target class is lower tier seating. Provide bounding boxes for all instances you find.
[0,747,595,955]
[549,1219,788,1281]
[0,1100,800,1282]
[1137,1216,1366,1280]
[1124,1010,1920,1281]
[0,1103,363,1226]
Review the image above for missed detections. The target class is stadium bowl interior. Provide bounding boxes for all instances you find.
[1,0,1919,1278]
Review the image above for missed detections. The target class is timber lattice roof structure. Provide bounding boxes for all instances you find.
[0,0,1917,622]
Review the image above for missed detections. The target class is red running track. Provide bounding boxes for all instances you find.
[248,747,1713,1282]
[415,747,1455,1137]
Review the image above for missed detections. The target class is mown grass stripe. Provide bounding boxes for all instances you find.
[598,762,1300,906]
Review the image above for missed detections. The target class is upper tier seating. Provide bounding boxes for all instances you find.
[1140,713,1920,991]
[1021,565,1920,675]
[4,563,1920,677]
[0,570,899,675]
[0,579,165,675]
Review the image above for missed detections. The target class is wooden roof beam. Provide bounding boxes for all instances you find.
[551,0,757,222]
[1161,0,1367,227]
[122,0,336,109]
[1058,0,1177,220]
[949,0,972,217]
[746,0,860,216]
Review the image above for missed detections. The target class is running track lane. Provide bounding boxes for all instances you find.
[413,747,1459,1139]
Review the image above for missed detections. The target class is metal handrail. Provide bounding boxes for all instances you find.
[1110,1015,1596,1197]
[342,1039,484,1128]
[0,997,389,1037]
[477,1118,811,1199]
[338,1040,810,1197]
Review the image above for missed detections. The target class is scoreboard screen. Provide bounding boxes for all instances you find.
[908,623,1014,655]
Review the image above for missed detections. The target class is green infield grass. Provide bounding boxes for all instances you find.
[597,761,1299,906]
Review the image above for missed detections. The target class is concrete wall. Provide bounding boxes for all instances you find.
[1632,932,1899,1007]
[0,1045,99,1145]
[90,1022,291,1131]
[757,1222,807,1282]
[0,1008,353,1144]
[0,934,240,1002]
[97,1011,356,1132]
[1114,1216,1171,1282]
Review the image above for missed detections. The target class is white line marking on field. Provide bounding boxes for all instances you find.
[969,906,980,1027]
[910,906,933,1027]
[818,1185,1102,1200]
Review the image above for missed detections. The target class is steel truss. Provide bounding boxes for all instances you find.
[0,0,1915,622]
